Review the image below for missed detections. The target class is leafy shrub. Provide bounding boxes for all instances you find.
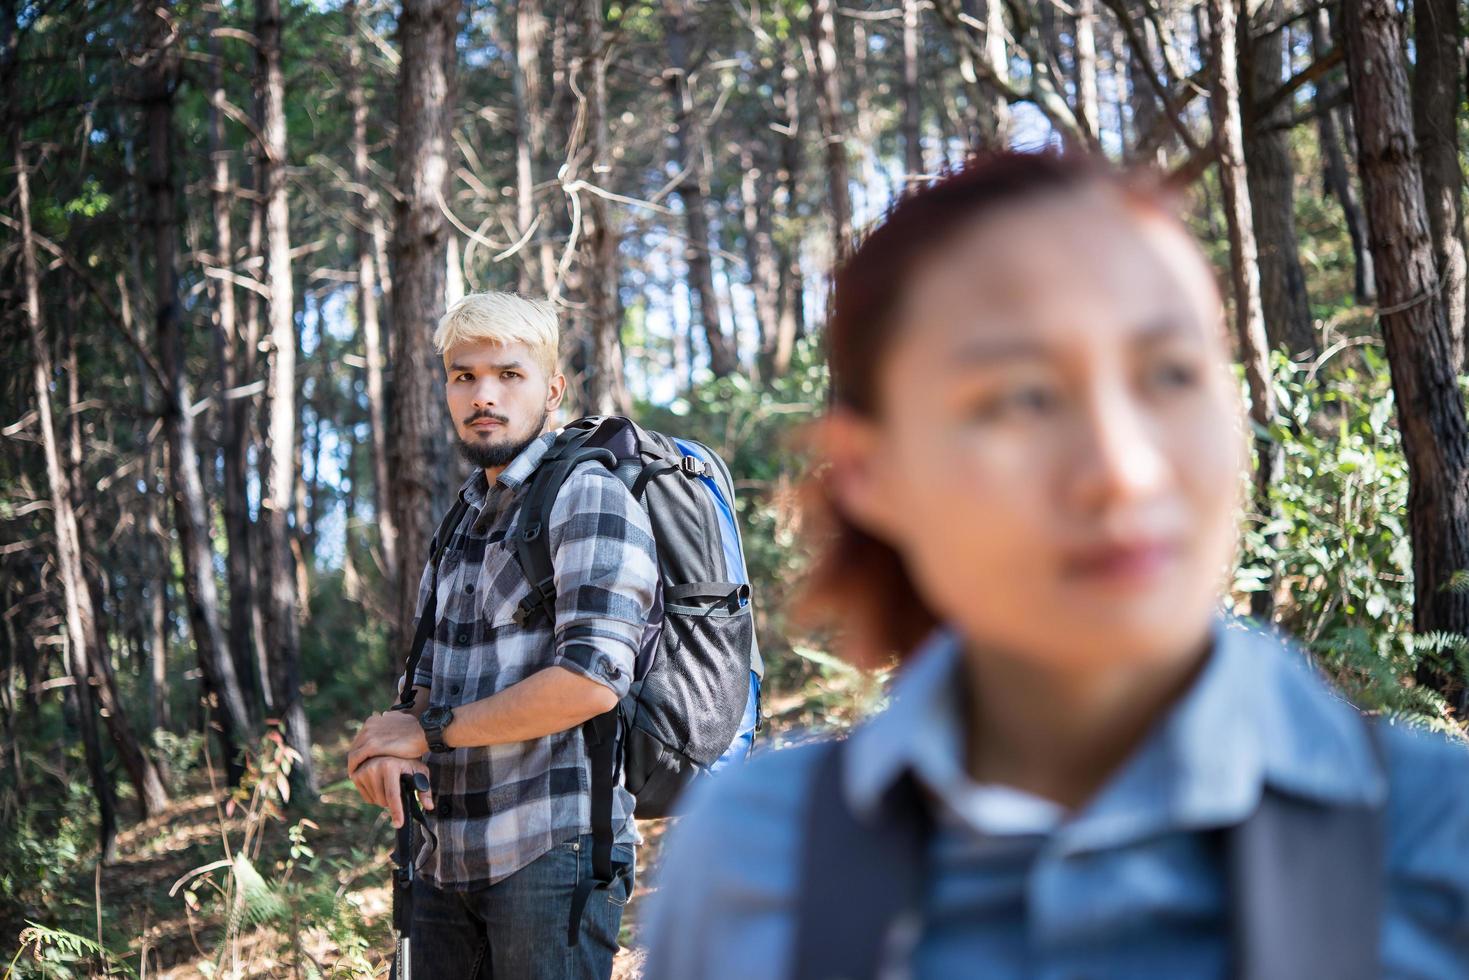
[1240,348,1465,733]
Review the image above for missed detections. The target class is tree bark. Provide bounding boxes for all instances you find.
[809,0,852,261]
[1242,0,1315,357]
[346,0,398,595]
[1073,0,1101,147]
[18,139,134,854]
[774,62,805,374]
[1208,0,1278,622]
[1343,0,1469,703]
[741,141,782,383]
[1127,5,1163,165]
[208,2,267,733]
[902,0,923,176]
[389,0,460,667]
[663,0,736,378]
[1311,8,1374,304]
[143,3,251,784]
[1412,0,1467,366]
[257,0,317,795]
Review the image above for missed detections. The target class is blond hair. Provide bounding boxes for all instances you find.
[432,292,560,376]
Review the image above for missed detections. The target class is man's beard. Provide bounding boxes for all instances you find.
[456,408,549,470]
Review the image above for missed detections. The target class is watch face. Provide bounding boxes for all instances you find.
[423,705,452,729]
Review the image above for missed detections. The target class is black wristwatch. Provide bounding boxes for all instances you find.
[419,704,455,754]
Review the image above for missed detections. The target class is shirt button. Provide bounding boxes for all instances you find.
[449,683,461,696]
[456,631,469,644]
[463,583,475,594]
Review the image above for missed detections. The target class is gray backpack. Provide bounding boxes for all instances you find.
[791,731,1385,979]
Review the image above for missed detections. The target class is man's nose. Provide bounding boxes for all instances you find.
[469,378,499,408]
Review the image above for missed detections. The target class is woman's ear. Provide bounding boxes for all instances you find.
[815,408,901,543]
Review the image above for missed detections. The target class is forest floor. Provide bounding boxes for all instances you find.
[16,726,662,978]
[14,672,865,979]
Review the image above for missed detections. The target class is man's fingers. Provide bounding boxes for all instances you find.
[386,769,406,829]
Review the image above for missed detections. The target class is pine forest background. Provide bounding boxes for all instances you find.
[3,0,1469,975]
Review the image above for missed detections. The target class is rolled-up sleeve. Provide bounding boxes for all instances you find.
[545,463,658,698]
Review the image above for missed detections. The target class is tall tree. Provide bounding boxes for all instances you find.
[809,0,852,261]
[901,0,923,176]
[1073,0,1101,147]
[345,0,398,594]
[662,0,736,378]
[208,2,266,730]
[1242,0,1315,356]
[388,0,461,662]
[148,3,253,780]
[1344,0,1469,700]
[257,0,317,794]
[578,0,626,410]
[1208,0,1278,621]
[1311,8,1374,303]
[17,140,124,858]
[1412,0,1467,366]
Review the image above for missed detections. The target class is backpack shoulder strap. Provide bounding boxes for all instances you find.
[391,496,470,710]
[510,426,617,629]
[792,740,929,980]
[1225,717,1386,980]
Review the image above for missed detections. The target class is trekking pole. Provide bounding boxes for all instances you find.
[393,772,431,980]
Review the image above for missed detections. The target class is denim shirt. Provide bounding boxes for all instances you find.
[640,620,1469,979]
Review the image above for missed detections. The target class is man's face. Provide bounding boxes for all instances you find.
[443,339,565,471]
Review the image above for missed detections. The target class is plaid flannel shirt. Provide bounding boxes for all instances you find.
[402,431,657,890]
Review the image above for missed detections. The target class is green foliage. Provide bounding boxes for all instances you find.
[5,922,136,980]
[638,340,829,686]
[0,755,96,919]
[1240,349,1463,731]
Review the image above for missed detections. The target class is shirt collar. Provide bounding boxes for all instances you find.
[456,431,557,509]
[844,617,1387,849]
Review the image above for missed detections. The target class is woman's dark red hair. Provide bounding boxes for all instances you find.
[795,150,1178,666]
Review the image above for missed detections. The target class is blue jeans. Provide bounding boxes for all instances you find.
[396,835,635,979]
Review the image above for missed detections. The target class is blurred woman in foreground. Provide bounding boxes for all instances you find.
[641,152,1469,979]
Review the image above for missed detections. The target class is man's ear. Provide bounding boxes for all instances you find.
[814,408,900,542]
[545,371,567,414]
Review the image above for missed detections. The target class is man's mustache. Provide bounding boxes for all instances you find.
[464,411,510,426]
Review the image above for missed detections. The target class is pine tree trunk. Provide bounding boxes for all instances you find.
[1073,0,1101,147]
[257,0,317,795]
[1343,0,1469,705]
[1312,8,1374,303]
[1242,0,1315,356]
[809,0,852,261]
[389,0,461,661]
[741,141,782,382]
[1411,0,1467,367]
[902,0,923,176]
[1208,0,1278,622]
[19,140,129,854]
[663,0,736,378]
[207,4,267,734]
[774,62,805,374]
[145,3,250,784]
[346,0,398,603]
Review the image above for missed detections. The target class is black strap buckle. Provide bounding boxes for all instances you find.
[679,454,706,477]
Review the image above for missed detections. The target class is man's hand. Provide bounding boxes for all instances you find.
[347,710,430,777]
[349,756,433,828]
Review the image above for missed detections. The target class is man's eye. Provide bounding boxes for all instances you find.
[456,373,473,382]
[503,371,520,380]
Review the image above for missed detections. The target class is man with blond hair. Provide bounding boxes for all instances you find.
[347,292,657,977]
